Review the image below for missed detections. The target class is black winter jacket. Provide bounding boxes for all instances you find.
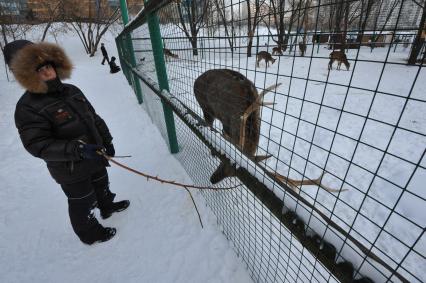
[14,83,112,184]
[101,46,108,57]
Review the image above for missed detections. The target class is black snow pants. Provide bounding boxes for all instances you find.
[101,55,109,65]
[60,167,115,242]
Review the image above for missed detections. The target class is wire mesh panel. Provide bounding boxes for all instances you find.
[118,0,425,282]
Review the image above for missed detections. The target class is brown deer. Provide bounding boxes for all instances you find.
[328,51,350,70]
[298,42,307,56]
[194,69,339,193]
[256,51,276,67]
[164,48,179,62]
[272,46,283,56]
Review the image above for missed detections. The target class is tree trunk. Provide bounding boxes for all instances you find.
[191,38,198,56]
[41,22,52,41]
[341,1,350,52]
[278,7,285,49]
[408,5,426,64]
[356,0,375,47]
[1,25,8,49]
[247,35,254,57]
[215,0,233,52]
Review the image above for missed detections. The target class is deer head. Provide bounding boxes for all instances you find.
[210,160,237,184]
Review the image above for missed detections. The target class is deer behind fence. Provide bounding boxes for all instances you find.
[299,42,307,56]
[328,50,350,70]
[272,46,283,55]
[164,48,179,61]
[194,69,338,192]
[256,51,276,67]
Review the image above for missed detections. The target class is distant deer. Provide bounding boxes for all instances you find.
[272,46,283,55]
[164,48,179,61]
[194,69,339,192]
[298,42,307,56]
[256,51,276,67]
[328,51,350,70]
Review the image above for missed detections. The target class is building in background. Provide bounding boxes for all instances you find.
[372,1,423,30]
[316,0,423,32]
[0,0,143,23]
[0,0,30,22]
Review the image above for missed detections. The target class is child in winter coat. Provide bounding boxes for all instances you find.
[4,40,130,245]
[109,56,121,74]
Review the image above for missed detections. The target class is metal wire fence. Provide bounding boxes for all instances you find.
[116,0,425,282]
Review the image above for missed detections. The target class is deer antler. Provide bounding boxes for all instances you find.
[239,83,282,149]
[259,83,282,98]
[254,155,272,162]
[272,171,346,193]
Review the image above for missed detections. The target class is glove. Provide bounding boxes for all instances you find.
[77,143,105,160]
[105,143,115,157]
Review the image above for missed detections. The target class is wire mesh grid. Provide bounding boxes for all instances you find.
[118,0,425,282]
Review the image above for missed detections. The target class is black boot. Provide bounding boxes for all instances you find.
[81,225,116,245]
[101,200,130,219]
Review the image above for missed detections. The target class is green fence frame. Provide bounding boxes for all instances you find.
[115,1,424,283]
[117,0,178,153]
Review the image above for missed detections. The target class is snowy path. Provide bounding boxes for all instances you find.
[0,34,251,283]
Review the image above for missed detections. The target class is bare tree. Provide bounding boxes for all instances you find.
[264,0,287,49]
[0,4,8,52]
[48,23,72,44]
[299,0,313,55]
[371,0,401,47]
[39,0,64,41]
[0,23,32,52]
[355,0,377,44]
[206,0,219,36]
[245,0,268,57]
[214,0,235,52]
[68,1,120,57]
[176,0,210,56]
[264,0,305,52]
[408,4,425,64]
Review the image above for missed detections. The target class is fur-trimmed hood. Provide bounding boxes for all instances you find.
[9,42,73,94]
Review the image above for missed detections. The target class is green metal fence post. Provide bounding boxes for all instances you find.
[146,1,179,153]
[115,36,131,85]
[118,0,143,104]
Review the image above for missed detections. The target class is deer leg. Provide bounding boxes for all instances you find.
[328,59,333,70]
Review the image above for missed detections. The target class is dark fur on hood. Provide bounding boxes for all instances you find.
[10,42,73,94]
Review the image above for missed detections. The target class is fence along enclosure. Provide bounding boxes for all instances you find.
[116,0,425,282]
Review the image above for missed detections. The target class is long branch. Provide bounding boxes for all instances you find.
[104,155,239,191]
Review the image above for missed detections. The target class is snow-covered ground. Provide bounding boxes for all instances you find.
[0,28,252,283]
[132,23,426,282]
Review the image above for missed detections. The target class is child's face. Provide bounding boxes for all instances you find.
[37,64,57,81]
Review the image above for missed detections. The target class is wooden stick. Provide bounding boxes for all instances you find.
[104,154,239,191]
